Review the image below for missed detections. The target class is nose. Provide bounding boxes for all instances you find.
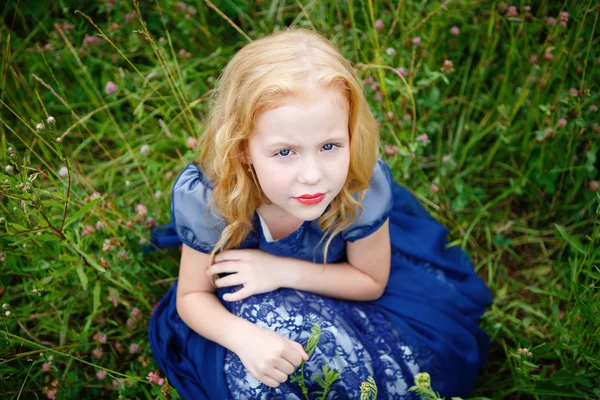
[297,158,323,186]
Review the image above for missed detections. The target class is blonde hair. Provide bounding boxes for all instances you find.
[199,27,379,281]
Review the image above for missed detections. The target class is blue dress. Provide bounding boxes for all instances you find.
[147,159,493,399]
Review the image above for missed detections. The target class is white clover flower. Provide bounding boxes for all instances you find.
[47,116,55,124]
[4,165,14,174]
[35,123,44,131]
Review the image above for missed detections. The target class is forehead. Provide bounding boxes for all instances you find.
[253,87,349,143]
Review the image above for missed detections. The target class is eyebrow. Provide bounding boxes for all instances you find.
[266,136,348,148]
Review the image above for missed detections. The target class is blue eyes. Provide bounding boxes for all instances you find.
[274,143,341,158]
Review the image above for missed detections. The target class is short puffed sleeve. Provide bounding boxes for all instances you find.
[342,158,393,242]
[171,164,226,253]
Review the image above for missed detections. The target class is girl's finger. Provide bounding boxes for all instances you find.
[215,249,245,263]
[265,368,289,384]
[214,273,245,288]
[207,261,239,276]
[274,357,296,375]
[260,374,280,388]
[223,286,253,302]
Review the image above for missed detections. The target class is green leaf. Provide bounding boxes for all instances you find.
[63,196,104,229]
[554,224,585,254]
[93,281,101,313]
[76,264,88,291]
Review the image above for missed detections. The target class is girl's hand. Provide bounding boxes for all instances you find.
[208,249,283,301]
[232,323,309,388]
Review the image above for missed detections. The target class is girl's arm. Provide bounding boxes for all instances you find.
[279,218,391,301]
[176,244,254,350]
[176,244,309,388]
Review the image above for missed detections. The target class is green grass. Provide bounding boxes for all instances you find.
[1,0,599,398]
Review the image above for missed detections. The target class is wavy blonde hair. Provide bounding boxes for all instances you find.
[199,27,379,280]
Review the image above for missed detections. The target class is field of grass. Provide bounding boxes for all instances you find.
[1,0,599,398]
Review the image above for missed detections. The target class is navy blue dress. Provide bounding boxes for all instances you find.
[147,159,493,399]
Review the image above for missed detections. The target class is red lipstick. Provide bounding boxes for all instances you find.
[295,193,325,205]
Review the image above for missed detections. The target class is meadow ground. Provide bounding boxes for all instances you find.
[0,0,599,399]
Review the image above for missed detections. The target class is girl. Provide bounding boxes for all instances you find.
[147,27,493,399]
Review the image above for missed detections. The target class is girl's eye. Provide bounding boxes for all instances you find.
[277,149,291,157]
[322,143,340,151]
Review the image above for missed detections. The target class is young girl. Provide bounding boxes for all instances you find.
[147,27,493,399]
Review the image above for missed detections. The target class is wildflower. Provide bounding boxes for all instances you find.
[557,118,567,128]
[569,88,579,96]
[175,1,186,12]
[36,123,45,131]
[81,225,95,237]
[56,137,62,143]
[417,134,429,142]
[125,12,137,23]
[524,5,531,12]
[2,303,8,310]
[44,43,54,52]
[102,239,113,252]
[589,180,599,191]
[442,155,451,163]
[518,347,533,357]
[108,23,119,32]
[59,167,68,177]
[96,369,107,380]
[93,332,107,343]
[396,67,407,77]
[544,52,553,61]
[450,26,460,36]
[92,347,104,359]
[165,171,174,180]
[105,81,119,96]
[559,11,568,27]
[112,379,125,390]
[5,165,14,175]
[96,221,104,230]
[118,250,128,260]
[136,203,148,217]
[431,184,439,193]
[146,217,156,228]
[547,16,556,25]
[140,144,150,154]
[47,116,55,124]
[126,318,135,329]
[374,91,384,101]
[139,237,148,245]
[46,387,57,400]
[129,343,139,354]
[411,36,421,46]
[590,105,598,112]
[147,371,162,384]
[125,180,131,187]
[131,307,142,321]
[186,137,198,149]
[529,55,538,64]
[384,145,398,156]
[158,37,165,43]
[403,113,412,121]
[5,310,12,317]
[507,6,518,17]
[178,49,192,58]
[413,372,431,389]
[126,220,134,229]
[386,111,394,120]
[385,47,396,56]
[154,190,162,199]
[42,362,52,372]
[89,191,101,201]
[370,81,380,91]
[186,6,197,15]
[83,34,100,46]
[440,59,454,73]
[374,19,384,32]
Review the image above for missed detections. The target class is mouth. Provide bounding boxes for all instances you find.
[294,193,325,205]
